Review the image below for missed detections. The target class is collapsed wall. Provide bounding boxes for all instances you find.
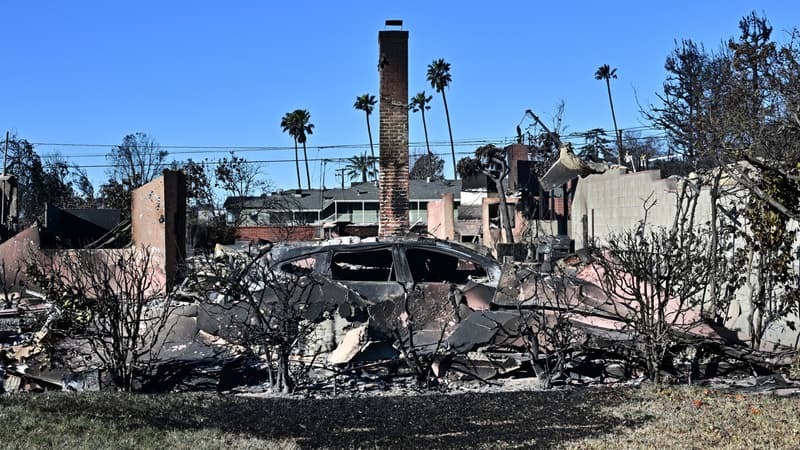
[131,170,187,291]
[1,170,186,296]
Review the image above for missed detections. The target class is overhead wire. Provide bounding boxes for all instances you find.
[23,125,670,171]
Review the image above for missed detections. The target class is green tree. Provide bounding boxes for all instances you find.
[578,128,612,161]
[281,111,302,190]
[409,91,433,157]
[354,93,377,165]
[426,59,457,179]
[594,64,622,165]
[410,152,444,180]
[646,12,800,348]
[214,152,268,199]
[101,132,167,214]
[647,40,714,164]
[281,109,314,190]
[4,136,87,226]
[344,153,377,184]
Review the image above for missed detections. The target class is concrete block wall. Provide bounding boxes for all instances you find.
[565,168,800,351]
[378,29,410,237]
[570,169,711,249]
[2,171,186,297]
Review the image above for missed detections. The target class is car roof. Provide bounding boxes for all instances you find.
[271,238,497,266]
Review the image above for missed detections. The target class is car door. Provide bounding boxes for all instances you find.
[401,245,496,315]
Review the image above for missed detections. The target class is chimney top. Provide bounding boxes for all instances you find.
[385,19,403,29]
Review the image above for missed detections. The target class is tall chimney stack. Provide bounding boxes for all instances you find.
[378,20,409,237]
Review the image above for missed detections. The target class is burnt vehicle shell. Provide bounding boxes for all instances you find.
[268,239,501,300]
[263,239,503,357]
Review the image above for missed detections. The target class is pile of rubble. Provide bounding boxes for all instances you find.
[2,237,798,395]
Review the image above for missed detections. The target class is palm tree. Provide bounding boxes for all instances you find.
[280,111,302,190]
[344,153,377,184]
[353,94,377,165]
[409,91,433,156]
[594,64,622,165]
[296,109,314,190]
[280,109,314,190]
[427,58,456,179]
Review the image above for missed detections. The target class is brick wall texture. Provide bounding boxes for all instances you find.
[236,226,315,243]
[378,30,409,237]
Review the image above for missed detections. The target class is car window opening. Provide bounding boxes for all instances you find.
[405,248,487,284]
[331,249,395,282]
[280,255,319,276]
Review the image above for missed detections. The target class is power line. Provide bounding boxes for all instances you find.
[31,137,516,159]
[42,150,483,170]
[30,127,668,160]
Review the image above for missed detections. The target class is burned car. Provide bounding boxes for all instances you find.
[270,239,500,299]
[260,239,505,365]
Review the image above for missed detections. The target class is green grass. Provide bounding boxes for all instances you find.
[0,385,797,449]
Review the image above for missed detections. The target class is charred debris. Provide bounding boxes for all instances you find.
[1,233,797,394]
[0,167,798,395]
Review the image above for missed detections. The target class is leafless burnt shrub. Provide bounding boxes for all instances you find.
[183,248,330,394]
[515,270,584,388]
[593,183,714,381]
[26,247,175,391]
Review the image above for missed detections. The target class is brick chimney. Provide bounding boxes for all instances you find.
[378,22,409,237]
[505,143,529,191]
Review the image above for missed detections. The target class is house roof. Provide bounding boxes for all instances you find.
[225,179,462,211]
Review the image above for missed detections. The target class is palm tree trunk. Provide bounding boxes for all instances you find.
[366,112,376,181]
[605,79,622,165]
[441,89,457,179]
[421,109,431,155]
[366,112,375,160]
[294,139,301,190]
[303,142,311,190]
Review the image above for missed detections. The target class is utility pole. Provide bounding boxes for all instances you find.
[335,168,347,190]
[3,131,8,176]
[321,159,328,190]
[1,131,8,229]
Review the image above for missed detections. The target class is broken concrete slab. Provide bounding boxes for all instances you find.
[328,325,368,365]
[447,311,523,354]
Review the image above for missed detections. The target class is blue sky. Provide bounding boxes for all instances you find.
[2,1,799,191]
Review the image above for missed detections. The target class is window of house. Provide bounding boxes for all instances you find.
[330,248,395,282]
[404,248,487,284]
[488,203,515,228]
[226,211,238,225]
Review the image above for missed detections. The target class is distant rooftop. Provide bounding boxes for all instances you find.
[225,179,462,211]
